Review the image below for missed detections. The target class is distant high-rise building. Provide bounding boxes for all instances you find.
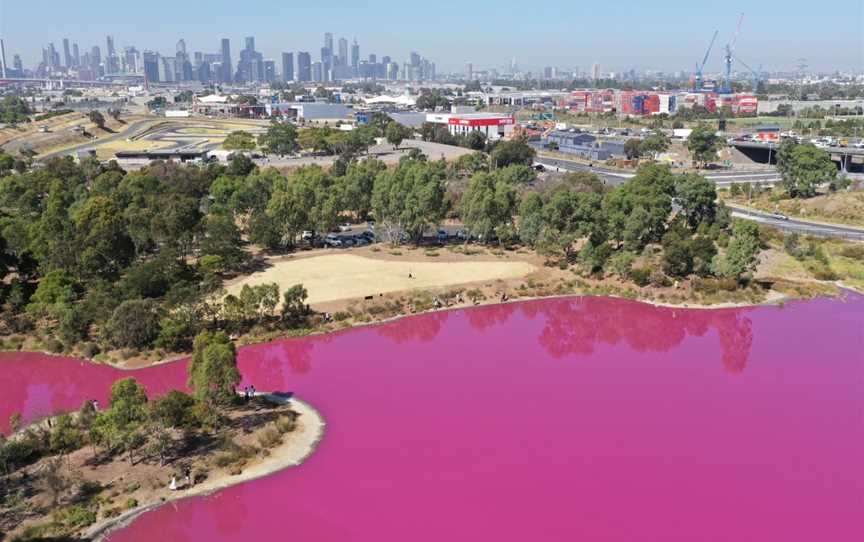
[324,33,333,55]
[221,39,232,83]
[0,39,7,78]
[281,52,294,82]
[591,62,600,80]
[351,39,360,69]
[176,39,186,55]
[382,55,391,65]
[123,47,140,74]
[297,51,311,82]
[338,37,348,66]
[62,38,72,68]
[410,51,421,67]
[105,35,118,74]
[264,59,276,82]
[368,53,376,64]
[465,62,473,79]
[312,61,323,82]
[245,37,255,52]
[91,45,102,73]
[320,47,331,80]
[142,50,160,83]
[72,43,80,67]
[13,54,23,74]
[543,66,553,79]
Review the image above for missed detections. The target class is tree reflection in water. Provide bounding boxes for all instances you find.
[536,297,753,373]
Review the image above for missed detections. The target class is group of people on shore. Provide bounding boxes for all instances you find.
[169,465,194,491]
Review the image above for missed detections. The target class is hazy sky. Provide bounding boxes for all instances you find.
[1,0,861,73]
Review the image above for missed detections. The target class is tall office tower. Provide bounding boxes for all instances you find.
[297,51,311,82]
[62,38,72,68]
[105,35,118,73]
[12,54,22,73]
[324,33,333,56]
[91,45,101,73]
[281,52,294,82]
[465,62,473,79]
[175,39,192,80]
[263,59,276,82]
[142,51,160,83]
[220,39,232,82]
[123,47,140,73]
[368,53,376,64]
[197,62,211,84]
[46,43,58,68]
[320,47,331,80]
[72,43,80,67]
[311,61,323,82]
[382,55,391,65]
[176,39,186,55]
[245,36,255,53]
[591,62,600,80]
[338,37,348,65]
[351,39,360,69]
[410,51,421,67]
[0,39,7,78]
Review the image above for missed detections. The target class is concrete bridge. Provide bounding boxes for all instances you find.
[731,141,864,173]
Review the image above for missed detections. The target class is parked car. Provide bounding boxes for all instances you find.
[437,229,449,243]
[324,234,343,247]
[338,223,352,232]
[301,231,314,241]
[360,230,376,242]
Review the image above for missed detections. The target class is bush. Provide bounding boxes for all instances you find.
[257,426,282,449]
[125,498,138,510]
[692,277,740,293]
[274,415,296,434]
[332,311,350,321]
[44,337,64,353]
[80,342,100,358]
[839,245,864,260]
[53,504,97,529]
[650,271,672,287]
[630,267,651,287]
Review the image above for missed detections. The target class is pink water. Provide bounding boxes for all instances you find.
[1,295,862,541]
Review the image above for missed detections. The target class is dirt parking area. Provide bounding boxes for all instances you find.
[226,251,537,307]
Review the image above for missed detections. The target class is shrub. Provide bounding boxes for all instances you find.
[630,267,651,287]
[44,337,63,353]
[125,498,138,510]
[607,251,636,278]
[80,342,100,358]
[274,415,296,434]
[839,245,864,260]
[257,427,282,449]
[53,504,97,529]
[332,311,350,321]
[650,271,672,287]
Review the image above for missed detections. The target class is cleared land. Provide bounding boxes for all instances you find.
[226,252,536,306]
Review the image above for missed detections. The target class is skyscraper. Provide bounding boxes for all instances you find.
[142,51,160,83]
[338,37,348,65]
[591,62,600,80]
[410,52,421,67]
[465,62,473,80]
[221,38,232,83]
[297,51,311,82]
[91,45,102,73]
[105,35,118,74]
[281,52,294,82]
[351,39,360,69]
[72,43,80,67]
[0,39,7,78]
[62,38,72,68]
[324,33,333,56]
[245,37,255,53]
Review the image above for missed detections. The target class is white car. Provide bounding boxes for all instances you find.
[338,223,352,232]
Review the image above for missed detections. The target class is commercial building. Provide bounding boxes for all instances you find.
[545,131,625,160]
[281,52,294,82]
[425,112,516,141]
[297,52,311,82]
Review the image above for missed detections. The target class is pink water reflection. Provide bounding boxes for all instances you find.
[1,295,862,541]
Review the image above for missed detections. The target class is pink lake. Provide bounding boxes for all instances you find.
[1,295,862,541]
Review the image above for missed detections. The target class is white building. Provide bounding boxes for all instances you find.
[425,112,516,141]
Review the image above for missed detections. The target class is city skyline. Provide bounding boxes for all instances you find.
[0,0,861,74]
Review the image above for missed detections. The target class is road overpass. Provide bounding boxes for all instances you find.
[535,156,780,187]
[731,141,863,172]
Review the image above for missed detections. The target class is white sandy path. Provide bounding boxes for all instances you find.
[227,253,537,306]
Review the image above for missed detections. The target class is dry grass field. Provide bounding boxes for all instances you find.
[226,253,537,306]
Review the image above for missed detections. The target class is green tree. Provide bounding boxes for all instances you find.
[460,171,518,243]
[640,130,671,158]
[200,212,247,269]
[624,138,643,160]
[686,124,723,168]
[517,192,545,248]
[105,299,162,349]
[26,269,77,320]
[712,219,761,280]
[490,138,536,168]
[674,173,717,230]
[343,158,386,220]
[281,284,309,326]
[371,160,446,244]
[258,121,298,156]
[782,144,837,198]
[385,121,409,150]
[188,331,241,405]
[88,110,106,130]
[223,131,257,151]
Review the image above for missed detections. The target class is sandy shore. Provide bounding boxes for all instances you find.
[82,394,326,542]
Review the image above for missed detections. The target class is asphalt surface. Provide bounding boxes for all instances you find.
[726,203,864,241]
[37,118,157,161]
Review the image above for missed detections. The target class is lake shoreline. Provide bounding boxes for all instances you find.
[1,288,833,372]
[80,394,325,542]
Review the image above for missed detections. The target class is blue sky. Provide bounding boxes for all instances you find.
[1,0,861,73]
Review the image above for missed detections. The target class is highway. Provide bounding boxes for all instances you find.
[535,156,779,187]
[725,203,864,241]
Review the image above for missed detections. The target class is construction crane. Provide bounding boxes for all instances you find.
[722,13,745,93]
[734,55,762,93]
[693,30,719,92]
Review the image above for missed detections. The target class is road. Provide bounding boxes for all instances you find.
[37,117,158,161]
[535,156,780,187]
[726,203,864,241]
